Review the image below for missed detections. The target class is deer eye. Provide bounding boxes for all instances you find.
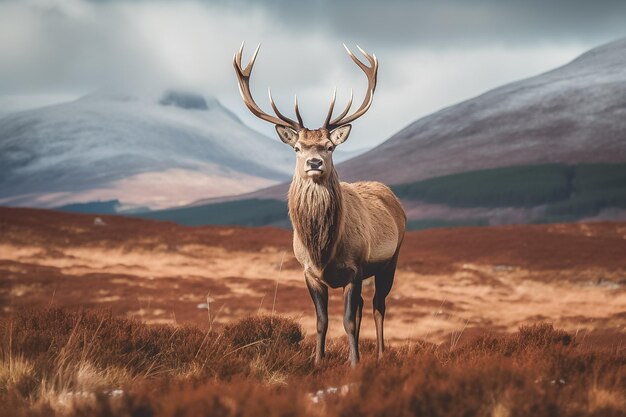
[327,145,334,152]
[294,146,301,153]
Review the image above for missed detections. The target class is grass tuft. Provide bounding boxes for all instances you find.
[1,308,624,417]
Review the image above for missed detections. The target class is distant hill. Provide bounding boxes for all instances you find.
[0,90,293,211]
[134,163,626,229]
[207,37,626,205]
[172,38,626,228]
[338,37,626,184]
[135,198,289,227]
[11,38,626,230]
[57,200,121,215]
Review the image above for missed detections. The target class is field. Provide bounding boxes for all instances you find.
[1,207,625,416]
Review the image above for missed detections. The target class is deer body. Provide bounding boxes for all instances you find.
[290,177,404,289]
[233,44,406,366]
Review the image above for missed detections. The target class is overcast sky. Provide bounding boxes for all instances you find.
[1,0,626,150]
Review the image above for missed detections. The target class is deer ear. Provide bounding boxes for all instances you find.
[275,126,298,147]
[330,125,351,145]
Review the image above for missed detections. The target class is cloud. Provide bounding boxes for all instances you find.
[216,0,626,46]
[1,0,625,149]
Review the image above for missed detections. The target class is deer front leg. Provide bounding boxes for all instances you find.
[305,274,328,365]
[355,294,364,344]
[343,280,363,367]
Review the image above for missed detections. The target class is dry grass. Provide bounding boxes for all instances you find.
[3,207,626,344]
[0,308,624,417]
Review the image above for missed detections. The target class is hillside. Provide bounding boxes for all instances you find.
[0,90,293,210]
[141,162,626,228]
[338,37,626,184]
[178,38,626,227]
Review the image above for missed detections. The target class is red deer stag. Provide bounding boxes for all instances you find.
[233,43,406,367]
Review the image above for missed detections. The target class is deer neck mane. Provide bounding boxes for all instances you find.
[288,169,343,270]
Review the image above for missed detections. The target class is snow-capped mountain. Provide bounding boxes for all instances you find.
[338,37,626,184]
[0,91,293,210]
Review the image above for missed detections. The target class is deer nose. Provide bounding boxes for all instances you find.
[307,158,323,170]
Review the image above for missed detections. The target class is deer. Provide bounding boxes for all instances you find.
[233,43,406,367]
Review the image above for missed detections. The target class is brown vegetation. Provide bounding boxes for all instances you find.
[0,309,624,417]
[1,207,626,415]
[1,207,625,344]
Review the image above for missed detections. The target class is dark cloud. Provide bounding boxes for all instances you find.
[1,0,625,148]
[212,0,626,47]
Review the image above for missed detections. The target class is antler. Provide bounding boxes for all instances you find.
[323,44,378,131]
[233,42,304,130]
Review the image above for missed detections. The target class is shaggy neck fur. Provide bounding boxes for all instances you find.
[288,170,343,270]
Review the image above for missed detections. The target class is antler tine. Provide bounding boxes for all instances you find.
[233,43,303,130]
[234,43,243,68]
[356,44,377,68]
[343,44,368,72]
[268,89,301,128]
[234,42,260,76]
[323,87,337,128]
[329,88,353,126]
[294,95,304,127]
[234,41,244,71]
[246,43,260,73]
[326,44,378,130]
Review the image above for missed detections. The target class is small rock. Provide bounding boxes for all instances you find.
[109,389,124,397]
[308,384,354,404]
[493,265,515,272]
[592,278,620,289]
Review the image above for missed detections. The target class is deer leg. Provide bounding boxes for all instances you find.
[373,259,397,359]
[355,294,364,345]
[305,275,328,365]
[343,280,362,367]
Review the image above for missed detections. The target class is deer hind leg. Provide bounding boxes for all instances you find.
[373,257,398,359]
[343,279,363,367]
[305,274,328,365]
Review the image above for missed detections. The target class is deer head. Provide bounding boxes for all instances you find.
[233,43,378,182]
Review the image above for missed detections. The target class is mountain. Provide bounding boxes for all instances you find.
[337,38,626,184]
[152,38,626,228]
[0,90,293,210]
[332,146,371,164]
[188,38,626,209]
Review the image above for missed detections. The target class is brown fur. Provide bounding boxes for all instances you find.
[288,169,343,270]
[288,170,406,277]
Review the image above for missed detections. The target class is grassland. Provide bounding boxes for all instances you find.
[3,206,626,341]
[1,308,624,417]
[2,208,625,416]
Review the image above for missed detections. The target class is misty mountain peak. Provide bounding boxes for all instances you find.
[0,87,293,210]
[79,90,139,103]
[159,90,217,110]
